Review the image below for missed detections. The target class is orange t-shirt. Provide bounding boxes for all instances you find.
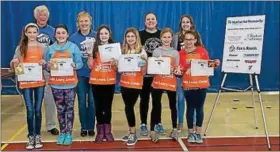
[18,45,45,89]
[48,50,78,85]
[152,56,177,91]
[89,53,116,85]
[180,47,210,89]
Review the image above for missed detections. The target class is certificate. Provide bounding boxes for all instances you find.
[191,59,214,76]
[17,63,43,81]
[118,54,140,72]
[147,57,171,75]
[98,43,122,62]
[50,58,74,76]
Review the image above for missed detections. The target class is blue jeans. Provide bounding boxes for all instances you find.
[77,76,95,131]
[177,78,196,125]
[22,86,45,136]
[184,89,207,129]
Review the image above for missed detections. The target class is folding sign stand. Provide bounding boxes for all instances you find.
[203,72,271,150]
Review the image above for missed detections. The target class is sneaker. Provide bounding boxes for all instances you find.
[169,129,179,141]
[154,123,166,135]
[187,133,196,143]
[56,133,66,145]
[127,133,138,146]
[177,124,183,133]
[195,133,203,144]
[64,133,73,145]
[122,133,130,142]
[34,135,43,148]
[150,131,159,143]
[140,124,148,136]
[26,136,35,150]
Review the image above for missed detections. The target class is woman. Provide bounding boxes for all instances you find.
[69,11,96,137]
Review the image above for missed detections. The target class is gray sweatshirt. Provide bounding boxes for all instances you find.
[152,47,179,65]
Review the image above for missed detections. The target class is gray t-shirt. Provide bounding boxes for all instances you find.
[152,47,179,64]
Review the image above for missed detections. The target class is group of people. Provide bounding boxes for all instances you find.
[9,5,220,150]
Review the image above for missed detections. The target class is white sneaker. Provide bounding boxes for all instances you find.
[26,136,34,150]
[34,135,43,148]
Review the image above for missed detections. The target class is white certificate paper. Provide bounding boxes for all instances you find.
[98,43,122,62]
[147,57,171,75]
[191,59,214,76]
[18,63,43,81]
[51,58,74,76]
[118,54,141,72]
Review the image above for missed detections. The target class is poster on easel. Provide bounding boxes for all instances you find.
[221,15,266,74]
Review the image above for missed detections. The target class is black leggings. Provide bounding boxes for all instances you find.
[150,88,177,131]
[121,87,141,127]
[184,89,207,129]
[140,77,155,125]
[92,84,115,124]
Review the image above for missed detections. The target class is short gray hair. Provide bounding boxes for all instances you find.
[33,5,50,18]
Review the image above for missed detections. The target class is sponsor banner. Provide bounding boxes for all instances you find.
[222,15,265,74]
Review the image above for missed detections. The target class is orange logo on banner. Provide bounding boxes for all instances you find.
[89,53,116,85]
[152,56,177,91]
[182,53,210,89]
[19,46,45,89]
[48,50,78,85]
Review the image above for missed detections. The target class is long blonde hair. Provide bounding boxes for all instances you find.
[122,27,142,54]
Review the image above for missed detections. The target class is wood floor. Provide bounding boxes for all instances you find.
[1,92,279,151]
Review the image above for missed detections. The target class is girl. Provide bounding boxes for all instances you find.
[88,25,117,143]
[150,28,179,142]
[119,28,147,146]
[172,15,197,132]
[179,30,220,144]
[45,24,83,145]
[139,12,165,136]
[69,11,96,137]
[10,23,46,149]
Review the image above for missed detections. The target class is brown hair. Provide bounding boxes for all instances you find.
[19,24,39,57]
[178,15,196,41]
[92,25,114,58]
[160,27,174,38]
[184,30,204,47]
[122,27,142,54]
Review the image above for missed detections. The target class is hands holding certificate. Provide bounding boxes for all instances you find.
[48,58,75,76]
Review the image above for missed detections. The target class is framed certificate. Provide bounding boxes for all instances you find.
[118,54,141,72]
[98,43,122,62]
[147,57,171,75]
[191,59,214,76]
[50,58,74,76]
[17,63,43,81]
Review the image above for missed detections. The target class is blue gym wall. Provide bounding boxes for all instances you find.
[1,1,279,94]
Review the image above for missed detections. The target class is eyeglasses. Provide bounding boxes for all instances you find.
[184,38,196,41]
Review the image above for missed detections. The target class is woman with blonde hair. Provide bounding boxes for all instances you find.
[69,11,96,137]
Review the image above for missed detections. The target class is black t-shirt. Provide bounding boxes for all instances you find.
[139,29,162,57]
[177,39,185,51]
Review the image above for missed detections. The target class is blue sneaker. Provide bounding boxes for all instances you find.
[63,133,72,145]
[187,133,196,143]
[140,124,148,136]
[56,133,66,145]
[195,133,203,144]
[155,123,166,135]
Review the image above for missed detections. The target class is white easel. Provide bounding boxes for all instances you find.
[203,15,271,150]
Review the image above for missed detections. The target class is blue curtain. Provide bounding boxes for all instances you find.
[1,1,279,94]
